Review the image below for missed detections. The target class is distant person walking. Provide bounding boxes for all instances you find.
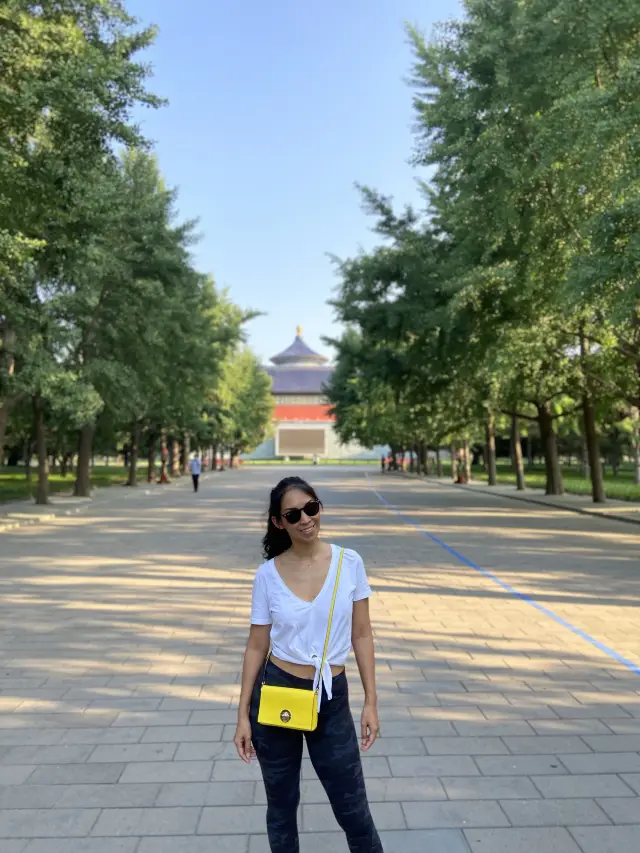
[189,455,202,492]
[380,455,385,473]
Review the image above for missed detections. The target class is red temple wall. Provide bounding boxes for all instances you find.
[273,404,335,422]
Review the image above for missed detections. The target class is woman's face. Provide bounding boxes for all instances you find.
[276,487,322,546]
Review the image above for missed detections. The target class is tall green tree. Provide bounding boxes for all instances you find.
[0,0,160,501]
[405,0,640,498]
[218,348,273,467]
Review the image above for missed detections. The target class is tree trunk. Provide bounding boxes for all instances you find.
[579,329,605,503]
[537,403,564,495]
[451,441,458,482]
[610,429,621,477]
[0,398,11,467]
[24,438,32,481]
[170,438,180,477]
[582,395,605,503]
[33,395,49,505]
[0,324,16,465]
[511,414,525,491]
[633,408,640,486]
[182,433,190,475]
[159,430,169,483]
[463,439,471,483]
[211,445,217,471]
[485,416,497,486]
[126,423,140,487]
[74,424,94,497]
[167,439,174,476]
[418,441,428,476]
[147,434,157,483]
[526,434,533,469]
[436,447,443,478]
[580,435,590,479]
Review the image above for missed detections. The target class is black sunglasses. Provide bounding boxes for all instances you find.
[281,500,321,525]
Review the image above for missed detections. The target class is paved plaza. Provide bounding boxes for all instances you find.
[0,466,639,852]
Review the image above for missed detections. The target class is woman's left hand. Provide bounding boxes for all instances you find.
[360,702,380,751]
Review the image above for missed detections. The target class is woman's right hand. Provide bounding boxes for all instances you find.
[233,716,255,764]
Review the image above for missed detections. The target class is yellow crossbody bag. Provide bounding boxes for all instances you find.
[258,547,345,732]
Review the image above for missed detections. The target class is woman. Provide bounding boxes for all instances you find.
[234,476,383,853]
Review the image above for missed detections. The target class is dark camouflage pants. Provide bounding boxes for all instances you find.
[250,661,383,853]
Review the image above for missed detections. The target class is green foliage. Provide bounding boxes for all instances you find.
[0,2,265,500]
[0,464,137,504]
[328,0,640,498]
[216,348,273,458]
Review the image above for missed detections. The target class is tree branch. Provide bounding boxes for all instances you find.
[500,408,537,423]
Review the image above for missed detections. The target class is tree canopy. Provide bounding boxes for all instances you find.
[0,1,272,502]
[326,0,640,498]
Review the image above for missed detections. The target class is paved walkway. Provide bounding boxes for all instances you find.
[0,467,638,852]
[0,478,170,533]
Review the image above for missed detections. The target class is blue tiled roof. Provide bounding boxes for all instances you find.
[267,366,333,394]
[271,333,328,365]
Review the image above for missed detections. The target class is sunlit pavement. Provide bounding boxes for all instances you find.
[0,466,638,853]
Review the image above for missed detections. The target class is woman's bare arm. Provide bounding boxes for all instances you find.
[234,624,271,763]
[352,598,380,750]
[237,624,271,721]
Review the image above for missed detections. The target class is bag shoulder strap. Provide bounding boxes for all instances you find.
[317,547,345,680]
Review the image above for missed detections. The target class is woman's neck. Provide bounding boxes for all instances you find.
[288,538,323,561]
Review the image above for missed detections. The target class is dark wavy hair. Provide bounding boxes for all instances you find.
[262,476,322,560]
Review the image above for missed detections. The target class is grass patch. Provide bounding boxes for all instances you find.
[0,465,138,504]
[433,461,640,502]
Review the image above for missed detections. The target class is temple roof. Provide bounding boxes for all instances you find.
[270,327,329,366]
[267,365,333,394]
[265,327,333,394]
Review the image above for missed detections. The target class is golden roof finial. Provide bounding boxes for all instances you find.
[296,325,303,337]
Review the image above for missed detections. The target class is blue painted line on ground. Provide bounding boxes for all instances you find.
[367,475,640,678]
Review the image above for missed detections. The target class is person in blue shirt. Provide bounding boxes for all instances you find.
[189,454,202,492]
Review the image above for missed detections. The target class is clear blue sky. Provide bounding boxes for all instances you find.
[126,0,462,362]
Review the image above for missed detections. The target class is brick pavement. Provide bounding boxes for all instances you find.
[0,466,638,852]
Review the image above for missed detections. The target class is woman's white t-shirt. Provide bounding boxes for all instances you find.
[251,544,372,707]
